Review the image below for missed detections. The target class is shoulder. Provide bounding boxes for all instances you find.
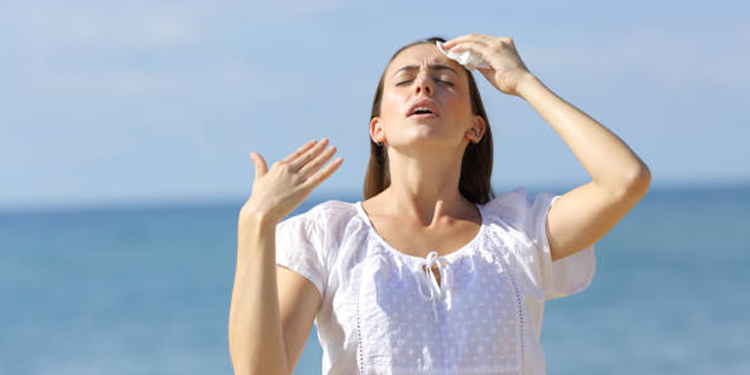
[276,199,365,265]
[279,199,361,233]
[481,187,531,216]
[480,186,557,232]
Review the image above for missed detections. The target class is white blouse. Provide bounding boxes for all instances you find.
[275,187,596,375]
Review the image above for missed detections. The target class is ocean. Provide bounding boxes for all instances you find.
[1,185,749,374]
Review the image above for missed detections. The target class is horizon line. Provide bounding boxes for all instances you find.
[2,179,749,215]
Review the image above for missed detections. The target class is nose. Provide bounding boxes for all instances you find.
[413,71,433,96]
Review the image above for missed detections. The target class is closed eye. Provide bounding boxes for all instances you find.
[436,79,454,86]
[395,78,454,87]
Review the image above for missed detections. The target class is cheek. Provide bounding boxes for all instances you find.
[442,90,473,119]
[380,90,405,118]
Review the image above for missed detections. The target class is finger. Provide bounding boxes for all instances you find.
[442,33,494,49]
[298,145,337,178]
[303,156,343,189]
[446,39,491,55]
[289,137,329,170]
[441,34,481,49]
[249,152,268,182]
[448,34,505,48]
[281,139,317,163]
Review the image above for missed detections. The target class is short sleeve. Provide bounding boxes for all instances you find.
[526,190,596,300]
[488,187,596,301]
[275,213,327,298]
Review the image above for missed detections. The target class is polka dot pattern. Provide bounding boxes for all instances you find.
[274,190,597,375]
[356,234,523,374]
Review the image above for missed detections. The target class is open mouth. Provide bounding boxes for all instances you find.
[407,103,440,118]
[410,107,435,116]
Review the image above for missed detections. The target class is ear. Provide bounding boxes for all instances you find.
[465,115,487,143]
[370,117,386,144]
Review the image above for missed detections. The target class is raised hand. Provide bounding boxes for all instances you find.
[240,138,343,224]
[441,34,534,97]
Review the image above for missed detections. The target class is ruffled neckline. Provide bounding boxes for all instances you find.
[353,201,487,263]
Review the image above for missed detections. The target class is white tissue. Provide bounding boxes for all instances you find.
[436,41,490,71]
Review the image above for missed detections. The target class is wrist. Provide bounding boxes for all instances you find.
[516,72,541,100]
[239,205,280,228]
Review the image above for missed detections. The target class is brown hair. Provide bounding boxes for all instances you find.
[364,36,495,204]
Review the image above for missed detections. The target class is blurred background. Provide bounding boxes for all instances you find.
[1,0,748,374]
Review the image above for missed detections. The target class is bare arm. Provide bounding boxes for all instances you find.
[516,74,650,260]
[228,139,342,375]
[443,34,651,260]
[229,215,289,374]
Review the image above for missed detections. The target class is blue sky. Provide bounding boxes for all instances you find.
[1,0,748,210]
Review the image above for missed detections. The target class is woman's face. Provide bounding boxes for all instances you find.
[372,43,483,151]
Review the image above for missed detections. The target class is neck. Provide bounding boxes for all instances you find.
[381,146,470,226]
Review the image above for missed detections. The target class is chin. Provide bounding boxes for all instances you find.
[390,132,453,151]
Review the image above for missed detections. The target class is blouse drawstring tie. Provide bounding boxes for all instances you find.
[417,251,450,315]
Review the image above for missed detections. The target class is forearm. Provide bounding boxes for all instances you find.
[228,213,289,375]
[517,74,651,195]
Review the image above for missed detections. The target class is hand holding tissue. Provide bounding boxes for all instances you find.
[436,41,490,71]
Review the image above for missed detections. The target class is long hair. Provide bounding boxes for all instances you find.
[364,36,495,204]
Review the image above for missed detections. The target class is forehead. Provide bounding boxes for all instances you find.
[386,43,464,75]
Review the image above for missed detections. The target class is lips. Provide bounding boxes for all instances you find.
[406,99,440,118]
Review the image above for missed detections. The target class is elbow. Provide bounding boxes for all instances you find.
[600,164,651,202]
[631,164,652,192]
[618,164,652,201]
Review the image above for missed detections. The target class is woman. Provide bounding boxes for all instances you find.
[229,34,651,374]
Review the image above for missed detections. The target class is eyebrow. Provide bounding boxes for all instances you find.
[392,64,459,77]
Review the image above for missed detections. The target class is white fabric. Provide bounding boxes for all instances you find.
[275,187,596,375]
[436,41,490,71]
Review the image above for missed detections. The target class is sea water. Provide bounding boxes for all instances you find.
[1,185,748,374]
